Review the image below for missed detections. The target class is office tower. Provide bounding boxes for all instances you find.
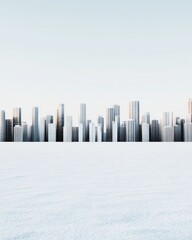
[120,121,126,142]
[161,112,173,141]
[89,122,96,142]
[39,118,46,142]
[150,120,160,142]
[112,121,118,142]
[6,119,13,142]
[174,125,182,142]
[64,116,72,142]
[162,126,174,142]
[98,116,104,141]
[188,98,192,121]
[22,122,28,142]
[142,112,150,124]
[72,127,78,142]
[184,118,192,142]
[86,119,91,142]
[126,119,136,142]
[28,125,32,142]
[31,107,39,142]
[78,124,83,142]
[45,115,53,141]
[48,123,56,142]
[79,103,86,141]
[56,104,64,142]
[106,108,114,142]
[14,125,23,142]
[113,105,120,140]
[97,124,102,142]
[142,123,150,142]
[13,107,21,127]
[129,101,140,141]
[180,119,185,142]
[0,110,6,142]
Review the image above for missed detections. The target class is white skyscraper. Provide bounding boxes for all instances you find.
[14,125,23,142]
[161,112,174,141]
[0,110,6,142]
[79,103,86,141]
[64,116,72,142]
[162,126,174,142]
[78,123,83,142]
[142,123,150,142]
[31,107,39,142]
[126,119,136,142]
[184,118,192,142]
[97,124,102,142]
[89,122,96,142]
[129,101,140,141]
[112,121,118,142]
[48,123,56,142]
[39,118,46,142]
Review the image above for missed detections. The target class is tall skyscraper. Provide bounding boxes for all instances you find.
[56,104,64,142]
[64,116,72,142]
[14,125,23,142]
[78,123,83,142]
[162,126,174,142]
[96,124,102,142]
[0,110,6,142]
[120,121,126,142]
[129,101,140,141]
[6,119,13,142]
[112,120,118,142]
[72,127,78,142]
[31,107,39,142]
[13,107,21,128]
[22,122,28,142]
[106,108,114,142]
[79,103,86,141]
[113,105,120,141]
[39,118,46,142]
[89,122,96,142]
[184,118,192,142]
[97,116,104,141]
[126,119,136,142]
[142,123,150,142]
[48,123,56,142]
[45,115,53,141]
[150,120,160,142]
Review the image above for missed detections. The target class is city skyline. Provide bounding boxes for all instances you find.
[1,98,192,142]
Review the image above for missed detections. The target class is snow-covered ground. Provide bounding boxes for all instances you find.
[1,143,192,240]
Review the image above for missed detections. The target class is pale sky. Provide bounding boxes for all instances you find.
[0,0,192,124]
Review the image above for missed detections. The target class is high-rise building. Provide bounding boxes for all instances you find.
[112,121,118,142]
[56,104,64,142]
[96,124,102,142]
[106,108,114,142]
[72,127,78,142]
[184,118,192,142]
[113,105,120,140]
[86,119,91,142]
[89,122,96,142]
[142,112,150,124]
[45,115,53,141]
[162,126,174,142]
[142,123,150,142]
[31,107,39,142]
[6,119,13,142]
[174,125,182,142]
[79,104,86,141]
[120,121,126,142]
[150,120,160,142]
[129,101,140,141]
[78,123,83,142]
[13,107,21,128]
[0,110,6,142]
[48,123,56,142]
[64,116,72,142]
[188,98,192,121]
[39,118,46,142]
[22,122,28,142]
[97,116,104,141]
[126,119,136,142]
[14,125,23,142]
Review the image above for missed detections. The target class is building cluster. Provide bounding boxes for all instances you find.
[1,99,192,142]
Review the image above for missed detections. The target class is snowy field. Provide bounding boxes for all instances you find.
[1,143,192,240]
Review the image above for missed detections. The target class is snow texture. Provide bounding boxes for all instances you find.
[0,143,192,240]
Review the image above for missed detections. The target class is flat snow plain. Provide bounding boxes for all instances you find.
[1,143,192,240]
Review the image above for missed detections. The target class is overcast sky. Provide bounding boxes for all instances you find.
[0,0,192,123]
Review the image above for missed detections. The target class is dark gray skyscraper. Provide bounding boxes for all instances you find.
[31,107,39,142]
[106,108,114,142]
[129,101,140,141]
[56,104,64,142]
[0,110,6,142]
[6,119,13,142]
[13,107,21,128]
[150,120,160,142]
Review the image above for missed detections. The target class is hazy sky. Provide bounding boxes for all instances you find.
[0,0,192,123]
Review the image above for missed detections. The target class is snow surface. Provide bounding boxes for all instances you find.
[1,143,192,240]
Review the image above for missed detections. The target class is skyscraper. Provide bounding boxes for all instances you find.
[96,124,102,142]
[22,122,28,142]
[79,103,86,141]
[112,121,118,142]
[48,123,56,142]
[14,125,23,142]
[184,118,192,142]
[162,126,174,142]
[78,123,83,142]
[89,122,96,142]
[31,107,39,142]
[106,108,114,142]
[0,110,6,142]
[97,116,104,141]
[188,98,192,121]
[39,118,46,142]
[150,120,160,142]
[64,116,72,142]
[113,105,120,141]
[142,123,150,142]
[129,101,140,141]
[126,119,136,142]
[6,119,13,142]
[45,115,53,141]
[56,104,64,142]
[13,107,21,128]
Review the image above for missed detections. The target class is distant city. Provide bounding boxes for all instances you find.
[1,99,192,142]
